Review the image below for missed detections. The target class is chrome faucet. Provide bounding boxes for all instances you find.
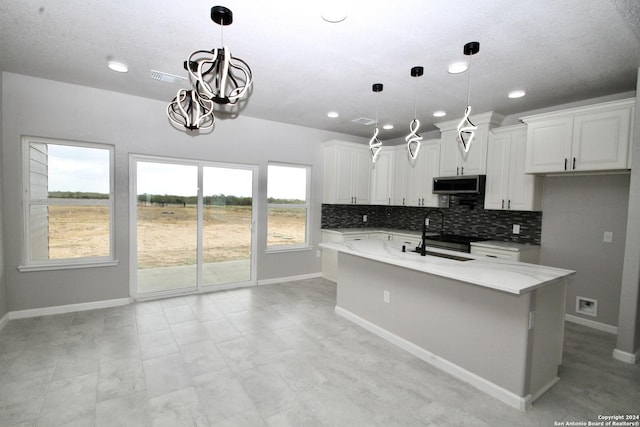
[421,210,445,256]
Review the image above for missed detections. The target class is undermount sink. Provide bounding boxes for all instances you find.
[413,249,473,262]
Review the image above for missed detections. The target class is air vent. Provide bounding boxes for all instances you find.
[351,117,377,126]
[150,70,187,84]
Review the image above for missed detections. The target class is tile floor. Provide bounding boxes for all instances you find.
[0,277,638,426]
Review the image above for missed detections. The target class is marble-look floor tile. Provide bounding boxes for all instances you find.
[0,374,50,426]
[135,312,170,335]
[179,339,228,377]
[138,329,179,360]
[97,356,146,402]
[95,390,152,427]
[148,386,209,427]
[170,320,211,346]
[163,305,196,325]
[202,318,242,343]
[38,372,98,427]
[193,370,258,424]
[143,353,192,398]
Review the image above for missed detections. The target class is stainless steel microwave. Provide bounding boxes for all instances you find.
[432,175,486,194]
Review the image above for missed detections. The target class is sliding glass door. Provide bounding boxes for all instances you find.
[131,156,256,298]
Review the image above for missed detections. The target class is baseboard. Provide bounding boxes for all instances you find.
[335,305,532,411]
[612,348,639,364]
[565,314,618,334]
[9,297,130,320]
[258,272,322,286]
[0,311,9,331]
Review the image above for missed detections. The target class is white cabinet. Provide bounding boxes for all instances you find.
[370,147,394,205]
[323,140,371,204]
[522,98,634,173]
[435,112,504,176]
[392,141,444,207]
[470,242,540,264]
[485,125,543,211]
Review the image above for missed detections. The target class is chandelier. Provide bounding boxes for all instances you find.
[405,66,424,160]
[369,83,384,163]
[456,41,480,152]
[167,6,253,132]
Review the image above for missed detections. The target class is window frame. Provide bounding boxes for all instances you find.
[265,162,312,253]
[19,136,117,272]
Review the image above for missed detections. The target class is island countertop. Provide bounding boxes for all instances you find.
[320,239,574,295]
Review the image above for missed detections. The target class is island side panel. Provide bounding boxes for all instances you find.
[528,278,568,398]
[337,252,532,397]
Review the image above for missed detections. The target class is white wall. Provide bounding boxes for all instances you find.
[0,72,7,319]
[539,174,630,328]
[1,72,366,311]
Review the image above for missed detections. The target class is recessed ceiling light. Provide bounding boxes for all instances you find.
[108,61,128,73]
[508,90,526,99]
[327,111,339,118]
[321,4,347,23]
[433,111,447,117]
[448,62,468,74]
[383,124,394,130]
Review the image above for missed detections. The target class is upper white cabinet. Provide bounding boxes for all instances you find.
[370,146,394,205]
[435,112,504,176]
[323,140,371,204]
[392,140,442,207]
[521,98,635,173]
[484,125,543,211]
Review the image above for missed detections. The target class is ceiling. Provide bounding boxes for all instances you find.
[1,0,639,140]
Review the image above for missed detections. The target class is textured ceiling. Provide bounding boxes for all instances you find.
[1,0,639,140]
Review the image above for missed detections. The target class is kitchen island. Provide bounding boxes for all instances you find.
[320,239,575,410]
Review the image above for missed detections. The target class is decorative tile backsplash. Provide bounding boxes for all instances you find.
[321,194,542,244]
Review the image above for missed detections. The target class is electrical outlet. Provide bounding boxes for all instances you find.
[513,224,520,234]
[316,250,321,258]
[603,231,613,243]
[383,290,390,303]
[363,215,367,222]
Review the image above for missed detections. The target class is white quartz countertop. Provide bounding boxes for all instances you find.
[320,239,574,295]
[322,228,422,237]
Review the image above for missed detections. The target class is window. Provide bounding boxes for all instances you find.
[267,163,310,250]
[20,137,115,270]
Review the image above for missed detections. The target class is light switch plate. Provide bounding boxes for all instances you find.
[603,231,613,243]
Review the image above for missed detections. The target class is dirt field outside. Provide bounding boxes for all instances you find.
[47,204,305,268]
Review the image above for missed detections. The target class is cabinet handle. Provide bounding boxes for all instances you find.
[418,198,421,206]
[508,200,511,209]
[564,158,568,171]
[354,196,357,204]
[403,197,405,205]
[456,167,459,176]
[486,255,498,258]
[388,198,391,205]
[461,167,464,175]
[501,200,504,209]
[422,198,425,205]
[573,157,576,170]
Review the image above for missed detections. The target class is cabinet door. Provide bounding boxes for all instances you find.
[352,146,372,205]
[418,141,442,207]
[333,145,356,204]
[370,148,393,205]
[525,118,573,173]
[572,108,631,171]
[507,129,540,211]
[460,126,489,175]
[392,147,409,205]
[439,131,460,176]
[484,132,509,210]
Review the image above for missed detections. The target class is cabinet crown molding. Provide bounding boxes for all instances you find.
[434,111,505,132]
[520,98,635,124]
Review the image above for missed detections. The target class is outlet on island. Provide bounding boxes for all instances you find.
[512,224,520,234]
[383,290,390,303]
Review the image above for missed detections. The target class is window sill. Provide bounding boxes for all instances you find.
[18,260,119,272]
[265,245,314,254]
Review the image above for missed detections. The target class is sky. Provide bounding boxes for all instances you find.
[46,145,307,199]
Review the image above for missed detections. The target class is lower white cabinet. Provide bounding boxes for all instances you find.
[471,242,540,263]
[484,125,542,211]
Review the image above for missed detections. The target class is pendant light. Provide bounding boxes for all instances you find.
[405,66,424,160]
[456,41,480,153]
[369,83,383,163]
[168,6,253,131]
